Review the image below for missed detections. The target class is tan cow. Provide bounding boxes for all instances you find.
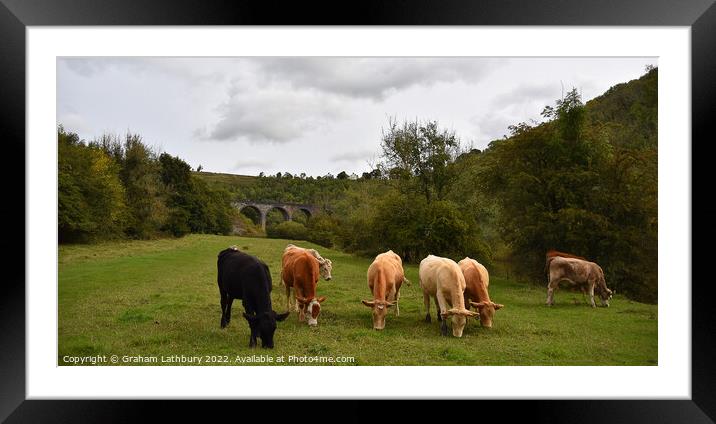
[546,256,613,308]
[419,255,478,337]
[285,244,333,281]
[281,246,327,326]
[361,250,405,330]
[458,257,504,328]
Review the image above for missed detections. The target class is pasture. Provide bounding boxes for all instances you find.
[58,234,657,366]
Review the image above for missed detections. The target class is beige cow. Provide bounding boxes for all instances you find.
[546,256,613,307]
[458,257,504,328]
[284,244,333,281]
[419,255,478,337]
[361,250,405,330]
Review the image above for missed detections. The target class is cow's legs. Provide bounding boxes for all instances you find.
[219,291,229,328]
[588,284,596,308]
[392,287,400,317]
[423,291,432,323]
[285,284,292,312]
[546,280,557,306]
[249,329,258,348]
[224,297,234,325]
[435,297,442,322]
[436,291,449,336]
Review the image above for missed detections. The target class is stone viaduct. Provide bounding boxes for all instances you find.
[233,200,318,231]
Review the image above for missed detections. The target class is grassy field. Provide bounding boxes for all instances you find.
[58,234,657,366]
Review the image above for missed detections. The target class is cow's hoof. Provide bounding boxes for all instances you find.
[425,314,431,323]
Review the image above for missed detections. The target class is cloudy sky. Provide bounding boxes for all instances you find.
[57,57,656,177]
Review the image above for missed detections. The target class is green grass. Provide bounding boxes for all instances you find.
[58,234,657,366]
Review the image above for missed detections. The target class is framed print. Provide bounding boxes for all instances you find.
[3,0,714,421]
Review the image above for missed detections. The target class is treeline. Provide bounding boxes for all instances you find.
[218,68,658,302]
[58,128,235,243]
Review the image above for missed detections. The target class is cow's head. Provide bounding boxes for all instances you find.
[469,301,504,328]
[318,258,333,281]
[595,272,613,307]
[442,308,479,337]
[242,310,290,348]
[297,296,326,326]
[597,286,613,307]
[361,299,395,330]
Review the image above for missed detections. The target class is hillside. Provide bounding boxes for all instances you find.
[193,171,257,194]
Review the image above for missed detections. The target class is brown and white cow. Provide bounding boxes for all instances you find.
[361,250,405,330]
[281,245,327,326]
[458,257,504,328]
[419,255,478,337]
[285,244,333,281]
[546,256,613,308]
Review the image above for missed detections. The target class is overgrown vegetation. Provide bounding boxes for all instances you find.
[58,129,235,243]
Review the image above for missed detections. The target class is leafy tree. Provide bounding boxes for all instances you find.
[379,117,461,203]
[58,126,126,242]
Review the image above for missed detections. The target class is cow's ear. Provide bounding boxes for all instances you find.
[493,303,505,310]
[362,300,375,307]
[317,296,327,303]
[470,301,486,309]
[243,312,256,322]
[274,311,290,322]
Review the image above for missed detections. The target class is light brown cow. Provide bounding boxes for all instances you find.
[361,250,405,330]
[546,256,613,308]
[281,245,327,326]
[458,257,504,328]
[419,255,478,337]
[544,249,586,276]
[285,244,333,281]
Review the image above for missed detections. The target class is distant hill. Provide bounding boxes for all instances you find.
[193,171,257,193]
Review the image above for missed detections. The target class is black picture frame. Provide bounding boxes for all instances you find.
[2,0,712,422]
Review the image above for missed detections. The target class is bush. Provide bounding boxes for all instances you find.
[266,221,309,241]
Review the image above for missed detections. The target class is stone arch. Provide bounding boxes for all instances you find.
[238,205,262,226]
[265,206,290,227]
[291,207,312,225]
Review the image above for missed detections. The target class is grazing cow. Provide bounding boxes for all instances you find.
[217,247,289,348]
[419,255,478,337]
[544,249,586,275]
[285,244,333,281]
[362,250,406,330]
[282,245,327,326]
[458,257,504,328]
[546,256,613,307]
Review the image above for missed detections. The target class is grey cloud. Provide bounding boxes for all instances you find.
[471,113,515,142]
[330,150,376,163]
[491,83,560,110]
[203,87,347,143]
[233,158,270,170]
[61,57,229,84]
[255,58,497,100]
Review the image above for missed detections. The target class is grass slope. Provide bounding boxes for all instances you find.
[58,235,657,366]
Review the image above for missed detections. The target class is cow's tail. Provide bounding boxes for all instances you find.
[403,277,412,286]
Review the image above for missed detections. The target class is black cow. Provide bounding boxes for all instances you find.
[217,247,289,348]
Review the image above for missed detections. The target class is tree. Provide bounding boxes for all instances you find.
[378,117,461,203]
[336,171,349,180]
[58,126,126,242]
